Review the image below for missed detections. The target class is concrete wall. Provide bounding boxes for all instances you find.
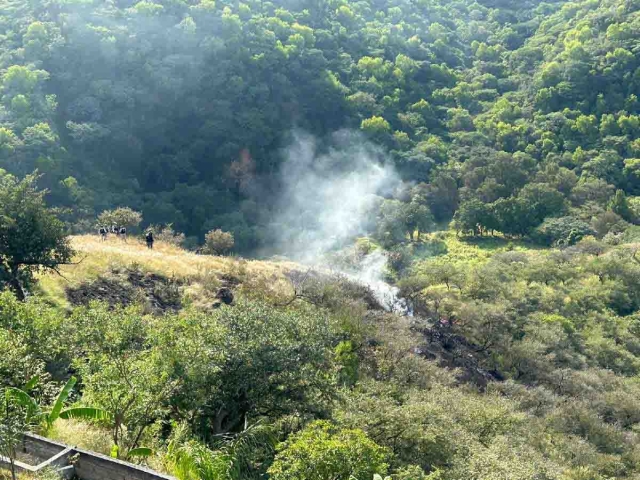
[0,434,176,480]
[23,434,67,462]
[74,449,175,480]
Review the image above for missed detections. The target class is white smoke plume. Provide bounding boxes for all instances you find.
[351,249,410,314]
[271,130,398,260]
[270,130,409,313]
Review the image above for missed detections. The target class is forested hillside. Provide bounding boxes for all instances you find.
[1,0,638,249]
[4,0,640,479]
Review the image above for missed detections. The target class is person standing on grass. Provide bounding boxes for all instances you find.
[145,230,154,249]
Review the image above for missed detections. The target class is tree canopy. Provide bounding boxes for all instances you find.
[0,0,637,248]
[0,172,73,299]
[3,0,640,479]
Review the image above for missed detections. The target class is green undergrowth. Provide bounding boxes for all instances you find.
[6,233,640,479]
[413,230,544,272]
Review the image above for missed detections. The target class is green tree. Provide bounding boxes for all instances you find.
[420,260,464,291]
[66,305,172,457]
[609,190,635,223]
[452,199,492,236]
[0,172,73,300]
[361,116,391,142]
[403,201,434,241]
[97,207,143,230]
[168,301,335,441]
[0,391,29,480]
[518,183,566,224]
[268,421,390,480]
[0,329,47,389]
[376,200,409,246]
[492,197,537,237]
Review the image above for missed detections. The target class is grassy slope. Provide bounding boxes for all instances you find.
[37,232,546,309]
[414,231,545,271]
[36,235,299,310]
[31,235,303,464]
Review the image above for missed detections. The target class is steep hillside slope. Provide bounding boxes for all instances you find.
[36,235,297,309]
[5,230,640,478]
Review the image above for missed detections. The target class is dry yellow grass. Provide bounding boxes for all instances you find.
[36,235,300,309]
[48,419,113,456]
[0,473,37,480]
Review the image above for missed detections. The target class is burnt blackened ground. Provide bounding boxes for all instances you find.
[66,266,183,312]
[412,320,504,390]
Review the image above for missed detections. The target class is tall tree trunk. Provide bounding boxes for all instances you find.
[9,276,25,301]
[10,455,16,480]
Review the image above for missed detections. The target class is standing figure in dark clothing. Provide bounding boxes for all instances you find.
[119,227,127,242]
[145,230,154,249]
[99,226,108,241]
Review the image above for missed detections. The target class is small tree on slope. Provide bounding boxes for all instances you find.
[0,172,74,300]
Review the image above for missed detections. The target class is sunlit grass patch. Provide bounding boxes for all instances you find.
[48,419,113,456]
[408,230,548,279]
[36,235,299,309]
[418,230,542,267]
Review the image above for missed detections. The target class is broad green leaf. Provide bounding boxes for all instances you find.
[24,375,40,392]
[5,387,40,420]
[49,376,77,423]
[59,407,113,422]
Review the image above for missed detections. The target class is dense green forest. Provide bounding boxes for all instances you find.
[0,0,638,249]
[4,0,640,479]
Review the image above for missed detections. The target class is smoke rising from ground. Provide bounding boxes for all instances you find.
[272,130,398,261]
[271,130,408,312]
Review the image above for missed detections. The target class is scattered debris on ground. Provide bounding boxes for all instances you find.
[412,321,503,389]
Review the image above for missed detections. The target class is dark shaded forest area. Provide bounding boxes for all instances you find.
[2,0,638,251]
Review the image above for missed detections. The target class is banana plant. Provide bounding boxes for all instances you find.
[57,397,155,461]
[7,376,153,461]
[5,376,111,434]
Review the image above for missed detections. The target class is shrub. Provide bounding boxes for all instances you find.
[0,329,48,388]
[268,421,390,480]
[395,465,431,479]
[97,207,143,230]
[590,211,629,238]
[622,225,640,243]
[203,229,234,255]
[531,216,595,246]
